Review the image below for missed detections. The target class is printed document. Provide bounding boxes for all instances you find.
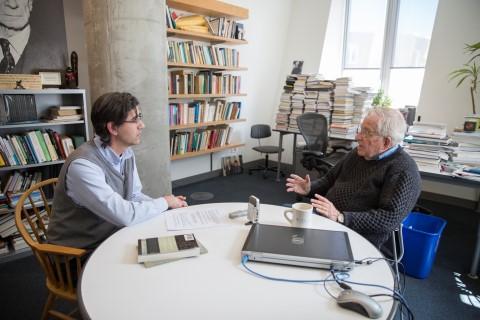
[165,208,227,230]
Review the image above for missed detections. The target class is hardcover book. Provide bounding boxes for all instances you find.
[137,233,200,263]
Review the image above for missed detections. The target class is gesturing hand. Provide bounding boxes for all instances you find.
[165,195,188,208]
[285,174,311,195]
[311,194,340,222]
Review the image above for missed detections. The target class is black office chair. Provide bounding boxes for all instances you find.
[297,112,349,176]
[249,124,284,179]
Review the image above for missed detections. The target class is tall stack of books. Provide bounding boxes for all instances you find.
[288,75,308,131]
[352,87,374,130]
[275,74,333,131]
[275,92,291,130]
[330,77,356,139]
[404,122,454,170]
[303,75,334,124]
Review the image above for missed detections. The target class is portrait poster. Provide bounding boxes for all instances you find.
[291,60,304,75]
[0,0,68,74]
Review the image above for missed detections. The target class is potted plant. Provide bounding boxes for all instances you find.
[371,89,392,107]
[449,41,480,115]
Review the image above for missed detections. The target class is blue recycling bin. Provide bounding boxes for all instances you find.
[401,212,447,279]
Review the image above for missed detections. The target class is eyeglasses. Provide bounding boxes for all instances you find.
[123,112,143,124]
[357,127,380,138]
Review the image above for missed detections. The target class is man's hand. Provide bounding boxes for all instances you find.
[286,174,311,195]
[311,194,340,222]
[165,195,188,208]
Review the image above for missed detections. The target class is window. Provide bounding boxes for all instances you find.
[342,0,438,108]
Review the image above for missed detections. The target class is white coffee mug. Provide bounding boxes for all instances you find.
[284,202,313,228]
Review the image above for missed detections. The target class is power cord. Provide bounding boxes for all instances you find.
[241,255,338,284]
[242,255,414,320]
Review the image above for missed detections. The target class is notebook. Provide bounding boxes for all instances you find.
[241,224,354,271]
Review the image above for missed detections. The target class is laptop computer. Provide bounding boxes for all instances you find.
[241,224,354,271]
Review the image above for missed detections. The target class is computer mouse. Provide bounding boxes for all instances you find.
[336,289,383,319]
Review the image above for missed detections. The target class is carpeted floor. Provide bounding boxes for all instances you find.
[0,172,479,319]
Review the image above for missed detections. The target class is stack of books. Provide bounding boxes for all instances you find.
[404,122,454,169]
[451,132,480,168]
[46,106,83,122]
[352,87,374,129]
[137,233,205,268]
[330,77,356,139]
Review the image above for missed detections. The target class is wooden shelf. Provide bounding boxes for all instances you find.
[170,118,246,130]
[0,160,65,172]
[0,120,85,129]
[167,28,247,44]
[167,62,247,71]
[169,93,246,99]
[0,246,31,263]
[167,0,248,20]
[171,143,245,160]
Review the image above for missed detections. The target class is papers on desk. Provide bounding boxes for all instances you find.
[165,208,228,230]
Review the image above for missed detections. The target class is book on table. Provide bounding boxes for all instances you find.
[137,233,200,263]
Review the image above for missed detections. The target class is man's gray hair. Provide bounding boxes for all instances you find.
[366,107,407,144]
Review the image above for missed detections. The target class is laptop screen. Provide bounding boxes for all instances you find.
[242,224,354,263]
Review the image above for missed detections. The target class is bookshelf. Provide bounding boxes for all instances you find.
[0,89,89,262]
[166,0,248,162]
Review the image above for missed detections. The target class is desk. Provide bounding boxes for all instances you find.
[419,167,480,278]
[79,203,396,320]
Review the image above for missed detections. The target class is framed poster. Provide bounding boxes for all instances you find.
[0,0,68,74]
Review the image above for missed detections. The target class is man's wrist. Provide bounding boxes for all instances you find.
[337,212,345,224]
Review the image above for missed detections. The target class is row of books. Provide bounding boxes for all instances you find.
[167,40,240,67]
[0,209,48,255]
[165,5,245,40]
[170,126,232,156]
[0,130,84,167]
[169,70,241,95]
[169,101,241,126]
[1,171,43,210]
[208,17,245,40]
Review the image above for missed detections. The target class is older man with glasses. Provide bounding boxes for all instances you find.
[48,92,188,253]
[286,107,421,250]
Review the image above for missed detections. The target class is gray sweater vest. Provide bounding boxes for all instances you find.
[47,140,134,250]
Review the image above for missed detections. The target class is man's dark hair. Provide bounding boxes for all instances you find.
[91,92,139,145]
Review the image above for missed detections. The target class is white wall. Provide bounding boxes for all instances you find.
[417,0,480,132]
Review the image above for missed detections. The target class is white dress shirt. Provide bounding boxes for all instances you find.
[0,25,30,62]
[65,136,168,227]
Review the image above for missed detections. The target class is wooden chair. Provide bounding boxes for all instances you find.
[14,178,87,320]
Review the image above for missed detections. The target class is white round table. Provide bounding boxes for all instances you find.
[79,203,396,319]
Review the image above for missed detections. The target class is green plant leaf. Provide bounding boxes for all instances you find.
[455,74,469,87]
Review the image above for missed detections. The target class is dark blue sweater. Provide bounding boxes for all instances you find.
[309,147,421,248]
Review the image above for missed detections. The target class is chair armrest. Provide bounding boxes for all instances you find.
[331,145,351,152]
[37,243,87,257]
[302,150,324,157]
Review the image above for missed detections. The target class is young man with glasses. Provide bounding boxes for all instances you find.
[48,92,187,251]
[286,108,421,249]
